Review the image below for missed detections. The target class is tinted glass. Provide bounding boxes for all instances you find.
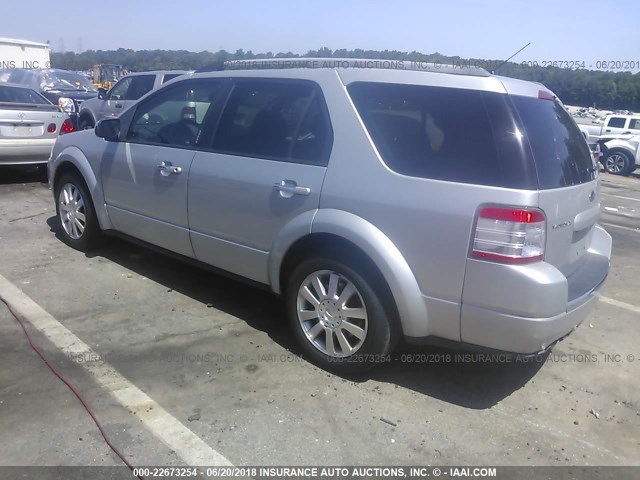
[628,119,640,130]
[127,80,224,148]
[291,94,331,165]
[348,82,537,187]
[511,96,596,188]
[162,74,183,84]
[110,77,132,100]
[212,80,316,162]
[0,85,50,104]
[126,75,155,100]
[607,117,626,128]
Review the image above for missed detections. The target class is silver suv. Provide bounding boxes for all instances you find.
[48,59,612,372]
[77,70,189,129]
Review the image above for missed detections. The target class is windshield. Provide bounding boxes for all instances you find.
[102,66,122,82]
[40,70,98,93]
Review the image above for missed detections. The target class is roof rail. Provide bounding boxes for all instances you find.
[223,58,491,77]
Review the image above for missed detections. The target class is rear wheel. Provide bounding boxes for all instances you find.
[78,115,95,130]
[603,149,633,175]
[54,173,101,250]
[286,257,396,373]
[36,164,48,182]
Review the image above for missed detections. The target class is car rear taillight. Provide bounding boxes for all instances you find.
[181,105,196,121]
[472,206,546,264]
[47,123,56,133]
[60,119,75,135]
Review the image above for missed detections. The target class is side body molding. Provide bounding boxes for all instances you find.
[50,146,113,231]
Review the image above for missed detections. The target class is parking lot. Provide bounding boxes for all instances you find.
[0,167,638,469]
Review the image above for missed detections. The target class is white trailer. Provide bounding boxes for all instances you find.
[0,37,51,70]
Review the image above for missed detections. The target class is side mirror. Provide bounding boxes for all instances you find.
[97,88,108,100]
[95,118,120,141]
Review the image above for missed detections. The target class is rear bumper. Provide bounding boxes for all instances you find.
[459,225,612,354]
[0,138,55,165]
[460,288,601,354]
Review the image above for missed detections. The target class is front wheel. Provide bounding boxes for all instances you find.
[286,257,396,373]
[54,173,101,250]
[603,149,633,175]
[77,115,95,130]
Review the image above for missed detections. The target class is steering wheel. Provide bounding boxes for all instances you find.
[169,121,199,146]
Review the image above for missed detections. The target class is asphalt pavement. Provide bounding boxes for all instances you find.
[0,165,638,470]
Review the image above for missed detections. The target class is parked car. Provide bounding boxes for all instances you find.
[48,59,612,373]
[0,82,73,168]
[77,70,189,129]
[0,68,98,128]
[595,133,640,175]
[578,114,640,142]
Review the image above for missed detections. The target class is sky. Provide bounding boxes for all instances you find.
[3,0,639,70]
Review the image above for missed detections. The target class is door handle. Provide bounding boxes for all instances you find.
[115,103,123,109]
[274,180,311,198]
[157,161,182,176]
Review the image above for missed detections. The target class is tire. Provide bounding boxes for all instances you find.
[603,149,634,175]
[36,164,48,182]
[54,173,101,251]
[78,115,95,130]
[285,257,397,374]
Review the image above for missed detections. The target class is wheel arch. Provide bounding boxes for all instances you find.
[270,209,428,337]
[51,147,111,230]
[602,146,634,175]
[78,109,96,128]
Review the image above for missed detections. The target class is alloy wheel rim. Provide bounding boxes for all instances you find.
[296,270,368,358]
[606,154,626,173]
[58,183,86,240]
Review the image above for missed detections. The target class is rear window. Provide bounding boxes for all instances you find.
[348,82,537,188]
[348,82,595,189]
[0,85,50,104]
[511,96,596,188]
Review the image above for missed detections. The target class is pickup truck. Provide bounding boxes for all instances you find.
[596,133,640,175]
[578,114,640,142]
[77,70,189,129]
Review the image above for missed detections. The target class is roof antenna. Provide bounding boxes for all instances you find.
[492,42,531,74]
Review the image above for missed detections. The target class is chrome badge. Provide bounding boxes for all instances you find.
[552,221,572,230]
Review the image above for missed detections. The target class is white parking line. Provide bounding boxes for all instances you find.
[601,193,640,203]
[0,273,233,467]
[601,222,640,234]
[598,294,640,314]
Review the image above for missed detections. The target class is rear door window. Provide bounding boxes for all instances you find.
[211,79,331,165]
[628,118,640,131]
[347,82,537,188]
[510,96,596,188]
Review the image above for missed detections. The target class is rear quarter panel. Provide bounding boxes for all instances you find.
[316,72,540,340]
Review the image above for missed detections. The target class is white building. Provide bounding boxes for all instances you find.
[0,38,51,69]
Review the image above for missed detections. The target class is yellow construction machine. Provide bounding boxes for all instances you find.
[92,64,125,90]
